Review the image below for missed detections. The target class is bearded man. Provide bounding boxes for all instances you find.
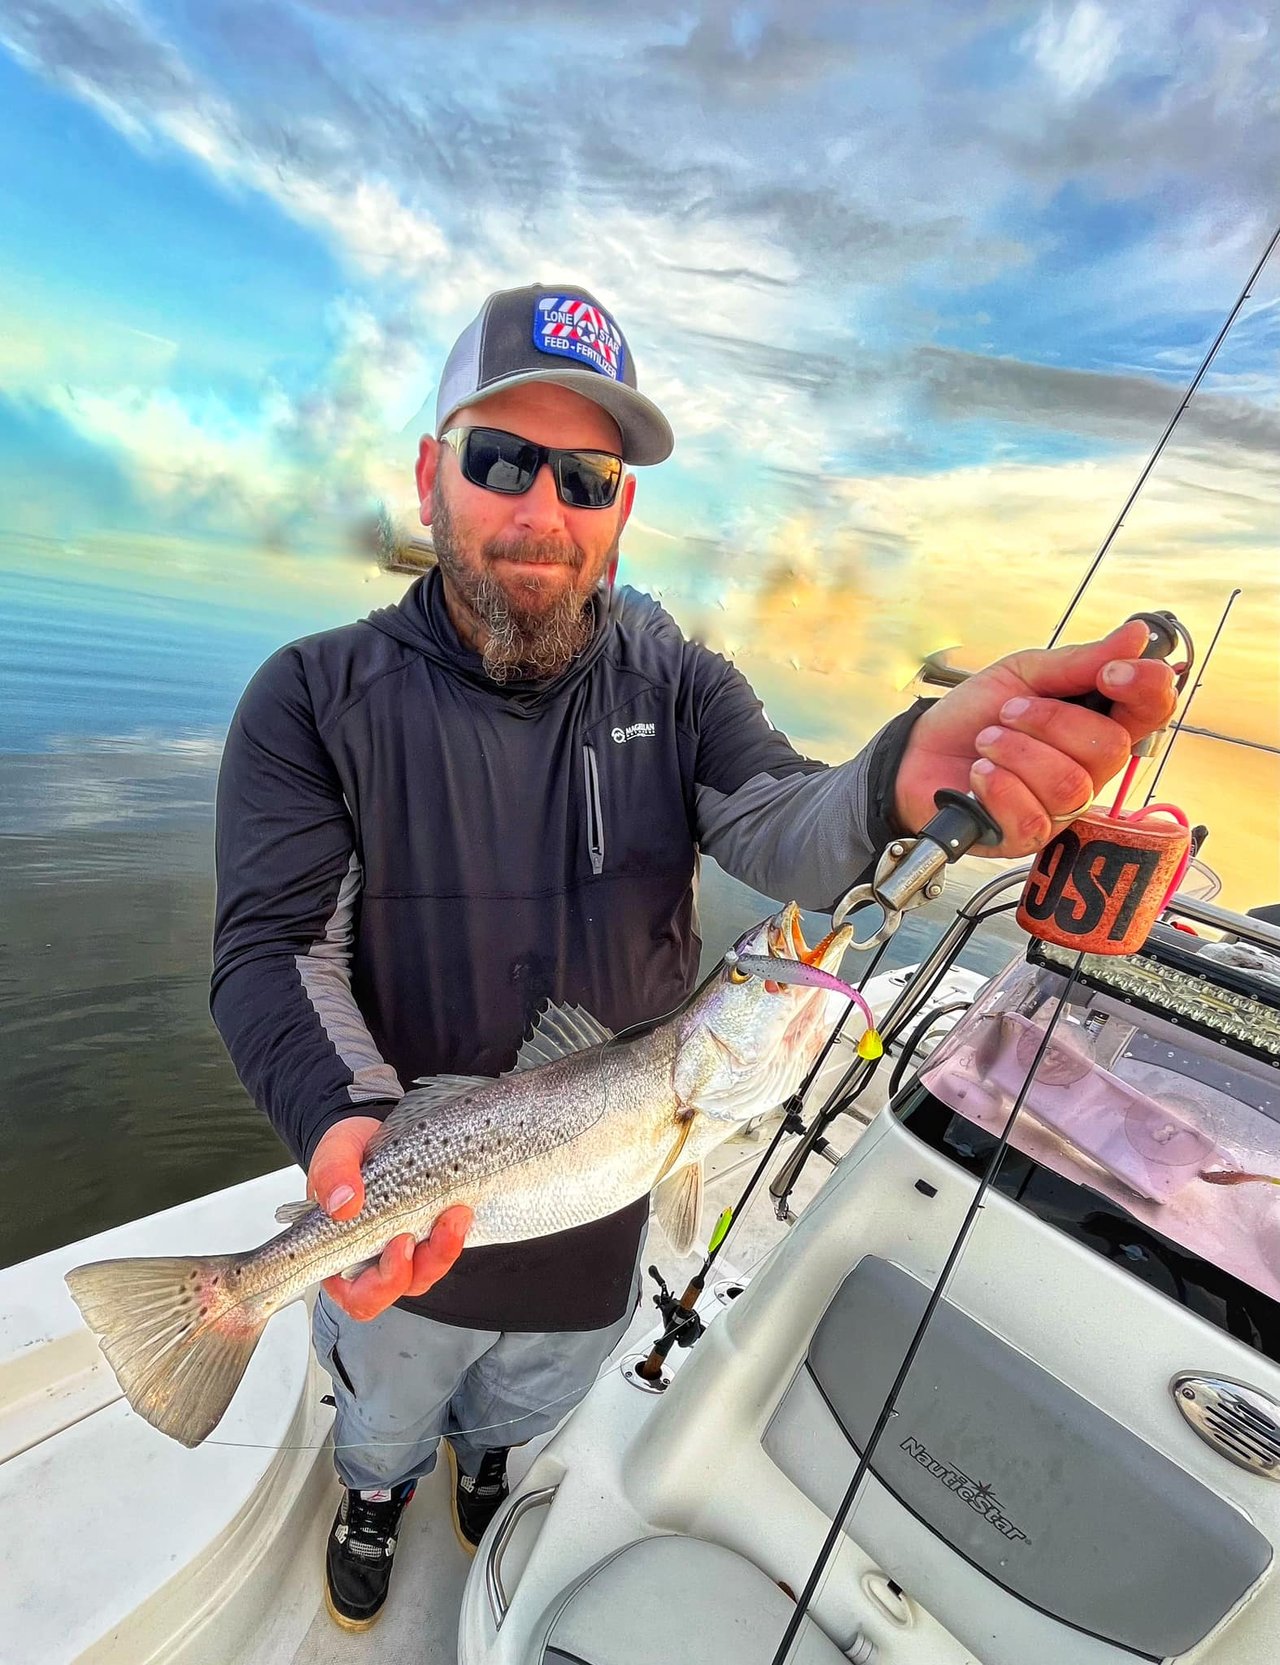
[211,284,1175,1630]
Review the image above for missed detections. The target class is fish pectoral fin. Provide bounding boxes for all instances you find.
[652,1161,705,1257]
[509,1001,615,1074]
[273,1199,314,1226]
[365,1074,496,1157]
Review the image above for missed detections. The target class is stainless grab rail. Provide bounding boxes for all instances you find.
[485,1485,559,1628]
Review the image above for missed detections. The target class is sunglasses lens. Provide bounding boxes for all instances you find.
[463,430,538,494]
[557,451,622,509]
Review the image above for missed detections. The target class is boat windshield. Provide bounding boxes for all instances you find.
[918,928,1280,1302]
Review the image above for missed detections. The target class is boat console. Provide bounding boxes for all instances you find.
[459,876,1280,1665]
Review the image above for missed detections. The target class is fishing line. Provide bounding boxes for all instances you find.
[201,1152,820,1459]
[768,237,1275,1653]
[202,937,878,1455]
[1047,220,1279,649]
[1141,586,1242,808]
[202,1369,621,1453]
[201,1115,818,1457]
[768,952,1085,1665]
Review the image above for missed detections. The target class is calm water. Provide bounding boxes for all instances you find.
[0,534,1023,1269]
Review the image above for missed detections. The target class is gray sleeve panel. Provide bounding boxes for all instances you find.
[795,1255,1270,1658]
[693,744,878,912]
[294,852,404,1109]
[211,645,402,1170]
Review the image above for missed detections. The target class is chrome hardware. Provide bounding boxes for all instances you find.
[1171,1374,1280,1479]
[621,1351,670,1394]
[486,1484,559,1626]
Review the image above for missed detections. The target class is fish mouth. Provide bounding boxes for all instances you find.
[765,902,853,976]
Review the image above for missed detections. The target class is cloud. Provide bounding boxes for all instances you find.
[644,10,857,99]
[3,0,1278,574]
[916,345,1280,458]
[1024,0,1123,100]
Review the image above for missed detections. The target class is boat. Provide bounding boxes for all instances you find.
[453,866,1280,1665]
[7,855,1276,1663]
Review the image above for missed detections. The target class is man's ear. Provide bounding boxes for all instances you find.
[416,435,442,526]
[617,470,637,535]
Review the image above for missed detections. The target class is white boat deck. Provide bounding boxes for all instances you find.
[0,1065,888,1665]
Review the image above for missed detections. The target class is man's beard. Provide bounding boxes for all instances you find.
[431,487,616,683]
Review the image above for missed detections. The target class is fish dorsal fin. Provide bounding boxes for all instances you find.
[365,1074,495,1158]
[652,1161,705,1257]
[273,1198,315,1226]
[511,1001,614,1074]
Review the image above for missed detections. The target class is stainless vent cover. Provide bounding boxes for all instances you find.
[1172,1374,1280,1479]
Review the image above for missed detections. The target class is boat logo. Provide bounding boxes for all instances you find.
[899,1435,1030,1544]
[611,721,655,744]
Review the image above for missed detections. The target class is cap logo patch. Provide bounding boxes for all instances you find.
[533,295,625,382]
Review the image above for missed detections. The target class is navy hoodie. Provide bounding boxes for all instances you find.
[211,570,922,1331]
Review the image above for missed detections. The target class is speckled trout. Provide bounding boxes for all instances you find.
[66,903,855,1447]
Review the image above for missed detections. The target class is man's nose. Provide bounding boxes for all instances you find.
[511,461,568,537]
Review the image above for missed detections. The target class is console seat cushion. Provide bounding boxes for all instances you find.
[764,1255,1272,1660]
[539,1534,848,1665]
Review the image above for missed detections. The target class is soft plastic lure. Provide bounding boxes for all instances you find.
[723,951,883,1058]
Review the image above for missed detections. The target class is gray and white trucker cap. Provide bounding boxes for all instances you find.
[434,284,674,465]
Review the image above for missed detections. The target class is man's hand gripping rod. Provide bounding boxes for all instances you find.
[779,611,1185,1223]
[829,610,1184,946]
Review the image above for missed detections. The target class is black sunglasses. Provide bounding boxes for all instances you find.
[441,426,623,510]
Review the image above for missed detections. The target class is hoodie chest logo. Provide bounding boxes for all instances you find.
[611,721,656,744]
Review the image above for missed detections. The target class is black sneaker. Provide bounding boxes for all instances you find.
[324,1480,416,1631]
[449,1445,510,1553]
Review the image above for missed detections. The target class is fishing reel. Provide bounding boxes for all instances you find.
[644,1264,706,1350]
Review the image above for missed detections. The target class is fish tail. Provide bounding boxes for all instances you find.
[65,1254,267,1448]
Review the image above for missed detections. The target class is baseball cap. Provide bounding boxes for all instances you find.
[434,284,674,465]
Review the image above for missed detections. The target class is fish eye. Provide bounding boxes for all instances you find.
[727,964,752,985]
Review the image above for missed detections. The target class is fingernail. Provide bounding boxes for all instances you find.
[327,1185,355,1213]
[404,1237,415,1260]
[976,725,1004,748]
[972,758,996,777]
[1000,698,1030,720]
[1103,661,1134,686]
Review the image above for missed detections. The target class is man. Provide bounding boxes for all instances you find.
[211,283,1175,1631]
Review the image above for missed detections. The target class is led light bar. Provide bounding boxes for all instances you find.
[1028,933,1280,1065]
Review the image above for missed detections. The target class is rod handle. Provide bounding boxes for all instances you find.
[1066,609,1180,717]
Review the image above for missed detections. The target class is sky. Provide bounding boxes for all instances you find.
[0,0,1277,903]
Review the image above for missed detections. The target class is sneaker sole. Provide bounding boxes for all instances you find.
[445,1441,479,1560]
[323,1576,384,1633]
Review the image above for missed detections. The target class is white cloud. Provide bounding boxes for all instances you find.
[1026,1,1123,100]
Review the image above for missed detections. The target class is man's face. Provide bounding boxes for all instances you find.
[416,383,636,682]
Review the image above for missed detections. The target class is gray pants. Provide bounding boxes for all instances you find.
[311,1272,641,1492]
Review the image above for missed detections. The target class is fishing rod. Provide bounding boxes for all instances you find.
[767,954,1085,1665]
[630,935,895,1389]
[779,229,1280,1220]
[1047,221,1280,649]
[767,230,1278,1661]
[1141,586,1242,806]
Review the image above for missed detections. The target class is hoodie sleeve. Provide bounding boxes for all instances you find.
[211,647,403,1171]
[686,643,933,912]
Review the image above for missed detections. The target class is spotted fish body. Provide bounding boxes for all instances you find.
[66,903,855,1447]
